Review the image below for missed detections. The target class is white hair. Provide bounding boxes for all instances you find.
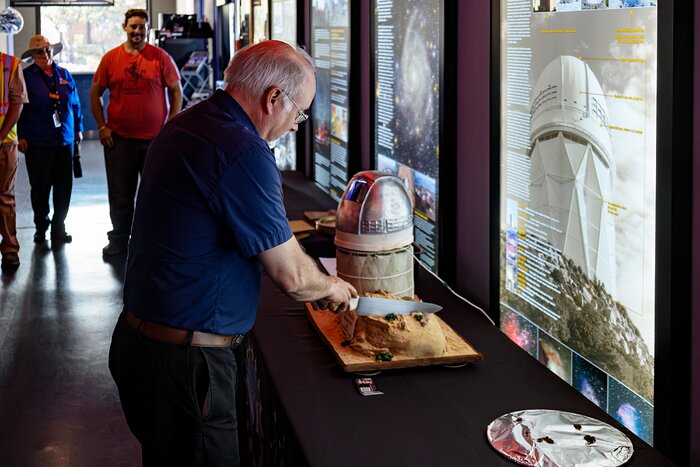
[223,40,314,111]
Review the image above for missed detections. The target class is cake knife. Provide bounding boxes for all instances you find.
[351,296,443,317]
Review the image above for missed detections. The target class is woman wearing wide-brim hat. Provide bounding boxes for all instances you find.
[17,35,83,244]
[20,35,63,62]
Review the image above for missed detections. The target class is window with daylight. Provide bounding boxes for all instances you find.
[41,0,147,72]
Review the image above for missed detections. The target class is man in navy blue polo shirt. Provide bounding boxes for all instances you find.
[108,40,356,466]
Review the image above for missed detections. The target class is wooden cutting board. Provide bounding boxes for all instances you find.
[306,303,483,372]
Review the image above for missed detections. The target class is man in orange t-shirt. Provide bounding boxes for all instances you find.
[90,8,182,257]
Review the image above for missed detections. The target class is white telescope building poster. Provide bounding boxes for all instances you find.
[500,0,657,444]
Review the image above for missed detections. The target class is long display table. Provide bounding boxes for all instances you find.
[238,171,672,466]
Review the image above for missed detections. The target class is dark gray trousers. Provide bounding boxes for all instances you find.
[24,143,73,234]
[103,134,150,244]
[109,313,241,466]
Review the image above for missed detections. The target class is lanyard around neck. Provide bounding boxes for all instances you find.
[39,66,60,111]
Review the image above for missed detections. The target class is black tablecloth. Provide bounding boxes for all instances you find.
[240,171,673,466]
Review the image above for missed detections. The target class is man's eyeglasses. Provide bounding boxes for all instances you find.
[280,89,309,124]
[33,47,52,57]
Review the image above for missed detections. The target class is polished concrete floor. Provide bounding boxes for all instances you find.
[0,140,141,466]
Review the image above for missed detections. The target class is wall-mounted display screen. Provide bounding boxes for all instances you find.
[372,0,441,272]
[311,0,351,201]
[499,0,657,445]
[271,0,298,170]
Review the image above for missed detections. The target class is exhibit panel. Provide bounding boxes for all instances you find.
[271,0,297,42]
[238,0,251,48]
[216,2,237,81]
[372,0,442,272]
[499,0,657,445]
[310,0,352,201]
[270,0,298,170]
[252,0,269,43]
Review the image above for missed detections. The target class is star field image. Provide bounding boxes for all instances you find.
[573,354,608,410]
[501,309,538,357]
[608,378,654,444]
[538,332,572,384]
[393,0,441,180]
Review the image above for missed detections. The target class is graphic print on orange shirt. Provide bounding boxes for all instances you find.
[123,57,146,94]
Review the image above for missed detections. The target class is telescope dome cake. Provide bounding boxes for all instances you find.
[337,292,447,360]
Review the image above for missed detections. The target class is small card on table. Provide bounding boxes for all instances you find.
[355,377,383,396]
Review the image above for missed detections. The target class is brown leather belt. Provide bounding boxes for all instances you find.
[125,311,245,348]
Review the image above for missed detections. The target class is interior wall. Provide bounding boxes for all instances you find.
[152,0,179,24]
[0,0,9,54]
[176,0,195,16]
[454,0,491,311]
[14,7,36,57]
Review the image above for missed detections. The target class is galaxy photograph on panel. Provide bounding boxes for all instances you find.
[506,198,519,231]
[608,378,654,444]
[330,103,348,143]
[501,308,539,358]
[538,332,572,383]
[393,0,441,180]
[377,154,396,173]
[413,170,436,221]
[505,262,517,293]
[505,231,518,264]
[572,354,608,409]
[312,68,331,146]
[396,164,416,209]
[272,133,295,170]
